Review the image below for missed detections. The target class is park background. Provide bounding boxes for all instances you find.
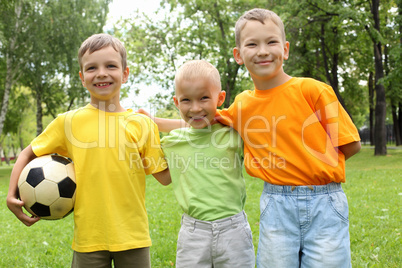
[0,0,401,267]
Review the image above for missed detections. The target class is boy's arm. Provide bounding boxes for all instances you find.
[6,145,40,226]
[137,108,187,133]
[152,168,171,186]
[338,141,361,160]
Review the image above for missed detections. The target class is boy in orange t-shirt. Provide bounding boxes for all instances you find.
[218,8,361,267]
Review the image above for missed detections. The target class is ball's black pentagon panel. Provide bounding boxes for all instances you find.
[30,202,51,217]
[26,168,45,187]
[58,177,77,198]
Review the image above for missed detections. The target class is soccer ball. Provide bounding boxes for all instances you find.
[18,154,76,220]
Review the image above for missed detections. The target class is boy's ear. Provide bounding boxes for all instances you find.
[283,41,290,60]
[79,71,85,87]
[173,95,179,108]
[233,47,244,65]
[122,67,129,83]
[217,90,226,107]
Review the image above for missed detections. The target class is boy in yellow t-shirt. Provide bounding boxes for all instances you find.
[148,8,361,268]
[7,33,170,268]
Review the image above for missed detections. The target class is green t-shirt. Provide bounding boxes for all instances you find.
[161,123,246,221]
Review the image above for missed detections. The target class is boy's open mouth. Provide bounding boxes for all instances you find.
[190,116,206,121]
[95,82,112,87]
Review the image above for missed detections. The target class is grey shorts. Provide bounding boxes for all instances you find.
[176,211,255,268]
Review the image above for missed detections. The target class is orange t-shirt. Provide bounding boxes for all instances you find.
[217,77,360,185]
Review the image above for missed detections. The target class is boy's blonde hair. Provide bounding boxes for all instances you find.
[175,60,221,91]
[235,8,286,47]
[78,33,127,72]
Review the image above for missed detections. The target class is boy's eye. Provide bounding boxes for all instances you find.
[86,66,95,71]
[181,98,190,102]
[246,43,256,47]
[201,96,209,100]
[108,64,117,68]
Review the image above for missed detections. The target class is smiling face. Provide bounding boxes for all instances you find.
[79,46,129,108]
[173,77,225,129]
[233,19,290,90]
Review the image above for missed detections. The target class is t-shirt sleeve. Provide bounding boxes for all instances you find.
[137,116,168,175]
[31,115,70,157]
[216,96,241,131]
[313,85,361,147]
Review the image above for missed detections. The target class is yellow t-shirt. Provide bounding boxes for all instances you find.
[217,77,360,185]
[31,104,167,252]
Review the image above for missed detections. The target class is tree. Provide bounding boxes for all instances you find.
[383,0,402,146]
[276,0,370,127]
[364,0,388,155]
[16,0,111,135]
[0,0,31,142]
[116,0,267,108]
[111,0,401,156]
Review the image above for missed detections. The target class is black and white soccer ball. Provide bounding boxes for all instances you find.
[18,155,76,220]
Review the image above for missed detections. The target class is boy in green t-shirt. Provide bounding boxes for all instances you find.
[143,60,255,267]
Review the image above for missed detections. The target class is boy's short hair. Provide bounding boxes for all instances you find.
[235,8,286,47]
[175,60,221,91]
[78,33,127,72]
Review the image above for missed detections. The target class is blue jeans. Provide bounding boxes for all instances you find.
[257,182,351,268]
[176,211,255,268]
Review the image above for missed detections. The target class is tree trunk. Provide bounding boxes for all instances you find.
[320,23,350,118]
[392,105,401,146]
[0,3,23,139]
[368,72,375,146]
[18,125,24,150]
[372,0,387,155]
[36,89,43,136]
[399,102,402,146]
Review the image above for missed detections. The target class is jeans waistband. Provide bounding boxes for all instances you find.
[182,211,247,231]
[263,182,343,195]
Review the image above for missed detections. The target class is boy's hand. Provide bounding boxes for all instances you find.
[137,108,154,120]
[6,195,40,227]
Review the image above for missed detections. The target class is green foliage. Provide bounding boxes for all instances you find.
[116,0,269,107]
[1,148,401,267]
[0,0,111,144]
[116,0,401,129]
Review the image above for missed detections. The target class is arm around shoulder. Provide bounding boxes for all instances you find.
[6,145,40,226]
[339,141,361,160]
[137,108,187,133]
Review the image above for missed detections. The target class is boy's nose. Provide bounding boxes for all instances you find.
[257,45,270,56]
[97,67,108,77]
[190,102,202,112]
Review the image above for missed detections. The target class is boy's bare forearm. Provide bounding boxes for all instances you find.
[7,146,36,198]
[7,145,40,226]
[154,117,187,133]
[339,141,361,160]
[137,108,187,132]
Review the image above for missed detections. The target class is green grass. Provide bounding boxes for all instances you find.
[344,148,402,267]
[0,148,400,267]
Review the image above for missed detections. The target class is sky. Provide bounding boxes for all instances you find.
[106,0,161,26]
[106,0,164,109]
